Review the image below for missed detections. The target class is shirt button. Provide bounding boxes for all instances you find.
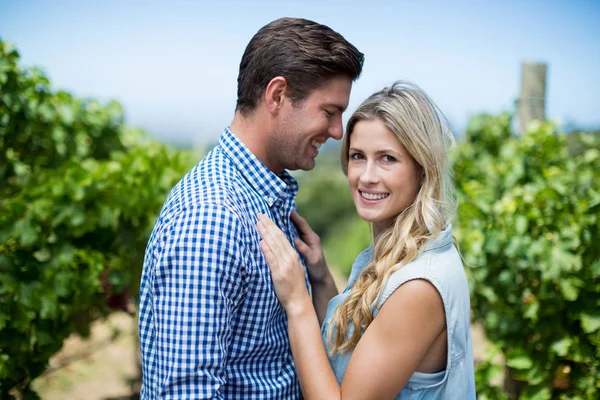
[268,196,275,203]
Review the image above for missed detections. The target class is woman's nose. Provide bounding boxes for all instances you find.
[359,162,379,185]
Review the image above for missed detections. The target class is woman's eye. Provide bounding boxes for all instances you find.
[382,155,397,163]
[350,152,363,160]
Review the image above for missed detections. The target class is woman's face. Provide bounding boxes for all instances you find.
[347,119,423,235]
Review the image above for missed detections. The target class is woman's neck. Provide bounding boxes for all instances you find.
[373,219,393,243]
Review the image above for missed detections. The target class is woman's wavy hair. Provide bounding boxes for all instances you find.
[329,80,457,354]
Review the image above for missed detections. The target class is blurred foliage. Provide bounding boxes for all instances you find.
[453,113,600,399]
[322,214,370,276]
[566,130,600,157]
[0,39,196,398]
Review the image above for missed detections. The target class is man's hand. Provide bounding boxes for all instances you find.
[290,210,331,286]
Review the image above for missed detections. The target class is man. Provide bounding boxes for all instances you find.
[138,17,363,399]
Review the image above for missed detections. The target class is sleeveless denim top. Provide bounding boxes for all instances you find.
[321,225,476,399]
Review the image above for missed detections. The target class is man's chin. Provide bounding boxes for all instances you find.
[300,158,316,171]
[285,158,316,172]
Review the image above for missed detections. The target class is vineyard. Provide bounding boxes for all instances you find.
[1,38,599,399]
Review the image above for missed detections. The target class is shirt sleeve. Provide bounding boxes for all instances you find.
[150,203,246,399]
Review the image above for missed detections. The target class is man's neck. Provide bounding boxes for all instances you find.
[229,111,281,173]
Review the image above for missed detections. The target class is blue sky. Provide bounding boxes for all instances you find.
[1,0,599,145]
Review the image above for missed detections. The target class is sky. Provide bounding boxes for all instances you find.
[1,0,599,145]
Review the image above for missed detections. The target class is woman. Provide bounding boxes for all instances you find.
[256,81,476,399]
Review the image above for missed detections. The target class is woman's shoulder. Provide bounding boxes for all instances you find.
[375,229,465,312]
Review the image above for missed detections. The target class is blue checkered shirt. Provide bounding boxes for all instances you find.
[138,128,304,399]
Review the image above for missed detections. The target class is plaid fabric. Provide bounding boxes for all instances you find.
[138,128,304,399]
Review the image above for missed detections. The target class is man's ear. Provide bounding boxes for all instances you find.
[264,76,288,115]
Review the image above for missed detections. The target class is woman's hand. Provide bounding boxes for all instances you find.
[290,210,331,286]
[257,213,311,315]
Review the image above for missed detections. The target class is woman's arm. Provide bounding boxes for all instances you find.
[341,279,446,399]
[258,213,341,398]
[257,214,446,399]
[310,272,338,326]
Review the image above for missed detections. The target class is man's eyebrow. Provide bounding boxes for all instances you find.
[326,104,346,113]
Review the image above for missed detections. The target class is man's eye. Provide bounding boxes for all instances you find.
[324,110,334,117]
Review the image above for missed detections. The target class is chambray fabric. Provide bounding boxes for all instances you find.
[138,128,304,399]
[321,225,477,399]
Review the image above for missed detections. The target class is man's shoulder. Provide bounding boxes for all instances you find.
[161,147,260,228]
[169,147,241,204]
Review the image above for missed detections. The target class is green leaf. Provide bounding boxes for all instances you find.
[583,148,599,163]
[560,279,579,301]
[506,354,533,370]
[14,218,38,247]
[515,215,528,234]
[53,271,72,298]
[551,337,572,356]
[580,313,600,333]
[33,248,51,262]
[0,354,12,379]
[523,299,540,321]
[591,260,600,278]
[521,386,552,400]
[40,294,58,319]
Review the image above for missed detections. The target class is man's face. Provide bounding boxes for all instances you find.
[270,76,352,172]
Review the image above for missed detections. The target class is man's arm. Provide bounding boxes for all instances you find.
[150,204,245,399]
[310,275,338,326]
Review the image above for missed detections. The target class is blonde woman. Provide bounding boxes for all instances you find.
[256,81,476,399]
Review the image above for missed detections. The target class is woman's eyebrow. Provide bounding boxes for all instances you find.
[373,148,402,156]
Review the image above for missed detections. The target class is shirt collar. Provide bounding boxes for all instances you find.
[423,223,453,252]
[364,223,453,255]
[357,224,453,262]
[219,128,298,208]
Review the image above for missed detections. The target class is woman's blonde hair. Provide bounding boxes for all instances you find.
[330,80,457,354]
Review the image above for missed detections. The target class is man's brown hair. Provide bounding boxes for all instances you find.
[235,17,364,116]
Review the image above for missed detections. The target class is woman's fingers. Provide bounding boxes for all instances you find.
[257,216,283,251]
[257,222,281,265]
[257,214,298,269]
[258,214,296,256]
[259,239,278,269]
[257,215,306,304]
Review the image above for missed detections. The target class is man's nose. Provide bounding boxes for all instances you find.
[328,119,343,140]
